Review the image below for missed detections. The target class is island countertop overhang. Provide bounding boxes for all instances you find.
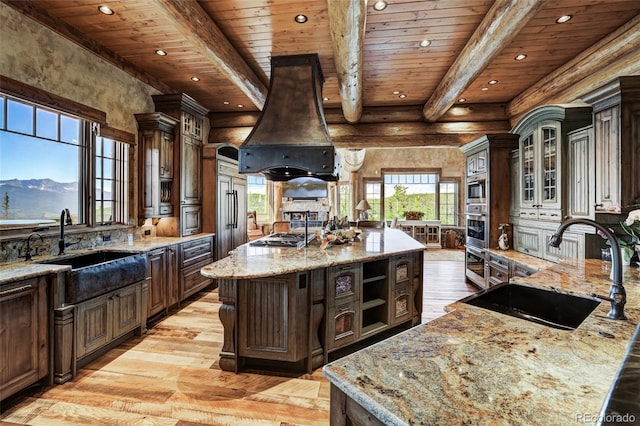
[200,228,426,280]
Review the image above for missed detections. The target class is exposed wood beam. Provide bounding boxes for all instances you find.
[327,0,366,124]
[421,0,544,123]
[209,120,509,148]
[2,0,175,95]
[210,103,508,128]
[507,14,640,123]
[151,0,267,109]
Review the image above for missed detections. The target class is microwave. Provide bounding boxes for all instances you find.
[466,174,486,204]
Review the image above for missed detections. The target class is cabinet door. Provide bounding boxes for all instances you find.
[147,248,167,318]
[166,245,179,307]
[76,294,110,359]
[180,260,213,301]
[327,300,360,350]
[112,284,142,338]
[543,229,584,264]
[513,225,542,258]
[327,264,362,304]
[0,277,48,401]
[159,130,174,179]
[594,106,620,210]
[510,149,520,217]
[567,127,594,219]
[539,121,562,210]
[181,134,202,205]
[180,205,202,236]
[520,131,536,209]
[238,274,308,362]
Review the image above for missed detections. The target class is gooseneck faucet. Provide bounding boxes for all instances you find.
[548,218,626,320]
[58,208,72,255]
[24,232,43,261]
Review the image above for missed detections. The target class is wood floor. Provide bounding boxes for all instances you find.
[0,250,477,425]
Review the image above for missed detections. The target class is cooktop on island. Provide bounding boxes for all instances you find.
[250,233,316,248]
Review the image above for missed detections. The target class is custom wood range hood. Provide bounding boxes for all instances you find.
[238,54,339,182]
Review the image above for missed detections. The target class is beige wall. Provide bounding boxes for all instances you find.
[0,4,158,134]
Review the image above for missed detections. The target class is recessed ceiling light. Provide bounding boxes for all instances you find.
[556,15,572,24]
[98,5,114,15]
[514,54,528,61]
[237,104,244,108]
[488,80,498,85]
[458,98,466,103]
[392,90,400,95]
[191,77,200,82]
[223,101,230,105]
[373,1,388,11]
[398,94,407,99]
[155,49,167,56]
[294,14,308,24]
[323,97,329,101]
[481,87,489,91]
[419,40,431,48]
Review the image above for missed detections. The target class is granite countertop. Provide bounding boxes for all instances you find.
[201,228,426,280]
[0,233,214,285]
[323,258,640,425]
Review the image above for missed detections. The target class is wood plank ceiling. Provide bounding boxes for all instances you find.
[5,0,640,147]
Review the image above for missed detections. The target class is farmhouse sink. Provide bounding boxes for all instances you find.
[43,251,147,303]
[462,283,601,331]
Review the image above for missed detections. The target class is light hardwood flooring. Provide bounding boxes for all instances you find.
[0,249,477,425]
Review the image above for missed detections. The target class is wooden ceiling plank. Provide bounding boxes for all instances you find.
[327,0,366,123]
[422,0,544,122]
[507,13,640,120]
[150,0,267,109]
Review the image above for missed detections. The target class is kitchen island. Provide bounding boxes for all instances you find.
[200,228,426,373]
[323,258,640,425]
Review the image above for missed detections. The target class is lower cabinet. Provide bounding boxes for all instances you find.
[75,281,143,362]
[146,236,213,320]
[179,236,214,300]
[486,252,510,287]
[0,276,49,401]
[238,272,308,362]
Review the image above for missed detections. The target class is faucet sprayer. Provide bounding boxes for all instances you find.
[549,218,626,320]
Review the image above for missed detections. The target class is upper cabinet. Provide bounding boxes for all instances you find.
[510,105,592,261]
[511,105,592,222]
[151,94,209,236]
[583,76,640,213]
[135,112,178,220]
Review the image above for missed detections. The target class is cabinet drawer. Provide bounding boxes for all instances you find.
[488,263,509,287]
[180,260,213,300]
[327,300,359,350]
[512,262,535,278]
[180,237,213,268]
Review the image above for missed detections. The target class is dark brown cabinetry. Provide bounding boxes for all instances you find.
[1,276,49,401]
[179,236,214,300]
[135,112,178,219]
[327,263,362,350]
[146,245,178,319]
[238,272,309,364]
[75,281,143,363]
[152,94,209,237]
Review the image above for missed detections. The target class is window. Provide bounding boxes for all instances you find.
[360,171,459,226]
[364,180,382,220]
[383,173,437,220]
[247,175,271,222]
[337,182,350,219]
[0,93,129,229]
[95,136,129,225]
[439,181,458,225]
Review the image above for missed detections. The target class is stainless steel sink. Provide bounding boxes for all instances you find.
[43,251,147,303]
[462,283,601,330]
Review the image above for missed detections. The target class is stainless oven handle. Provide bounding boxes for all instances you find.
[466,213,486,218]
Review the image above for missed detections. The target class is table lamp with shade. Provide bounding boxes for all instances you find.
[355,199,371,220]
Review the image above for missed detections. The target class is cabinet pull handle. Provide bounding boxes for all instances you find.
[0,284,33,296]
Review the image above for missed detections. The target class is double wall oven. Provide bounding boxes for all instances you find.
[465,178,488,288]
